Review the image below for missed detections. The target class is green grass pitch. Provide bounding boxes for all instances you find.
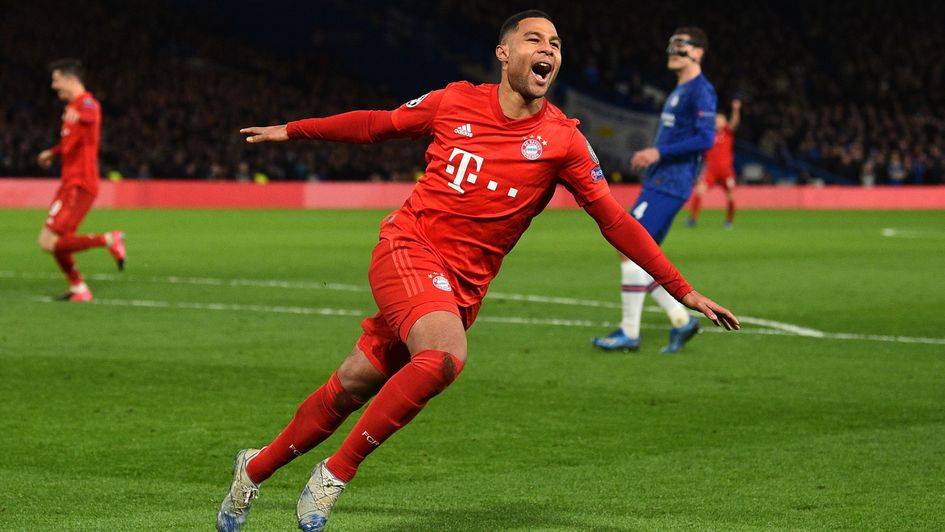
[1,206,944,531]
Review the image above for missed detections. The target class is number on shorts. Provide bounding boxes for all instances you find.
[632,201,648,220]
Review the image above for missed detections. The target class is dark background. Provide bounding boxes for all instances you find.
[2,0,942,185]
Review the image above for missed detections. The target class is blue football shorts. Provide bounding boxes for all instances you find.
[629,188,688,244]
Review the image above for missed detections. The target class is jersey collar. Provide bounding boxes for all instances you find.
[489,84,547,128]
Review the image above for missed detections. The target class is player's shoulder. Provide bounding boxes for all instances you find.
[78,92,100,109]
[439,81,495,104]
[694,75,717,98]
[542,100,581,129]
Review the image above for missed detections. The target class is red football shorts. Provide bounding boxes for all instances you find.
[356,237,480,377]
[45,185,96,235]
[702,166,736,189]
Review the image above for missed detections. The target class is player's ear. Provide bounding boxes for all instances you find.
[495,43,509,64]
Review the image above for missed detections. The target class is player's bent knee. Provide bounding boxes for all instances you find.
[38,228,59,252]
[406,310,468,361]
[412,349,465,395]
[336,345,387,400]
[38,235,54,252]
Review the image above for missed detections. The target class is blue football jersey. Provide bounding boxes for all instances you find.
[644,74,717,199]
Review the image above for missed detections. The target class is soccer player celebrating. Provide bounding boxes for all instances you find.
[37,59,125,301]
[689,98,742,229]
[217,12,738,532]
[592,28,717,354]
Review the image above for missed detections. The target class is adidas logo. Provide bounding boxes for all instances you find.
[453,123,473,137]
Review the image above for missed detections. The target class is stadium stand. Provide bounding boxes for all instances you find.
[3,0,942,184]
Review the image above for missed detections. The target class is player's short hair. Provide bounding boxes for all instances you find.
[673,26,708,50]
[498,10,554,44]
[48,58,85,80]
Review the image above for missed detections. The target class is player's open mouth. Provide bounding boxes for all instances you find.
[531,62,553,83]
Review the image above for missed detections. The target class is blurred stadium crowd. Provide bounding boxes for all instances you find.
[2,0,942,185]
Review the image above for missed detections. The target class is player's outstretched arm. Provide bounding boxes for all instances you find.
[680,290,739,330]
[241,110,409,145]
[240,125,289,144]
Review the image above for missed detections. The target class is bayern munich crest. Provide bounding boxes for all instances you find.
[429,272,452,292]
[521,134,547,160]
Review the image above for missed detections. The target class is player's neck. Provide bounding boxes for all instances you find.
[675,65,701,86]
[67,84,87,101]
[497,82,544,119]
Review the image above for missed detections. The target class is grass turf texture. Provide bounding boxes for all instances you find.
[1,207,944,531]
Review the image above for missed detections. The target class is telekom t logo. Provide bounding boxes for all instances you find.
[444,147,483,194]
[443,147,519,198]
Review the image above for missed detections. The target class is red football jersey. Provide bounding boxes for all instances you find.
[52,91,101,194]
[380,82,609,306]
[704,125,733,173]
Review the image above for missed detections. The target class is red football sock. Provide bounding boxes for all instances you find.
[326,350,464,483]
[690,195,702,221]
[726,199,735,224]
[246,372,364,484]
[54,234,107,254]
[53,250,82,285]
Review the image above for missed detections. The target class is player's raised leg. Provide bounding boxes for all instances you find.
[298,310,467,531]
[107,230,127,269]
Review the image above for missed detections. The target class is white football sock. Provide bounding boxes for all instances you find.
[619,260,649,338]
[649,284,690,327]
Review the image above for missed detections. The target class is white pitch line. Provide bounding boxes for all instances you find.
[880,227,943,239]
[0,271,366,292]
[25,296,945,346]
[6,271,945,346]
[32,296,363,317]
[0,271,822,335]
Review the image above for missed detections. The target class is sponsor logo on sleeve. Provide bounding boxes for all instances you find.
[590,166,605,182]
[585,140,599,164]
[405,92,430,108]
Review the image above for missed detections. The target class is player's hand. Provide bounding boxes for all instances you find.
[240,124,289,144]
[681,290,740,331]
[37,149,55,169]
[62,107,80,123]
[731,99,742,110]
[631,147,660,171]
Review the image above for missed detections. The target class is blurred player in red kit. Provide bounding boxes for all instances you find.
[37,59,125,301]
[216,11,739,532]
[688,98,742,229]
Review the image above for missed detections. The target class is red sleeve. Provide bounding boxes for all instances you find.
[557,129,610,206]
[50,144,62,156]
[75,95,99,124]
[285,88,447,144]
[584,193,694,300]
[287,110,403,144]
[389,88,446,136]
